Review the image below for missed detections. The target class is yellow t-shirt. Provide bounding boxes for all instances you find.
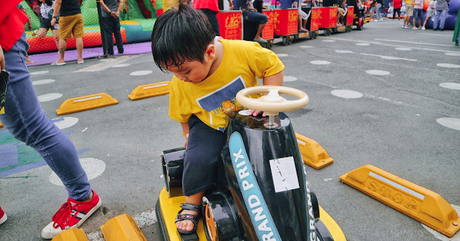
[169,38,285,131]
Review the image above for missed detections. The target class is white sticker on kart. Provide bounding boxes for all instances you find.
[270,157,300,193]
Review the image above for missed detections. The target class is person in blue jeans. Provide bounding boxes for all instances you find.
[433,0,449,31]
[231,0,269,43]
[0,1,101,239]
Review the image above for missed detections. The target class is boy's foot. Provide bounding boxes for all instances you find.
[433,28,438,31]
[253,38,267,44]
[175,203,201,235]
[421,26,426,30]
[0,206,7,225]
[41,190,101,239]
[118,48,124,54]
[412,27,418,30]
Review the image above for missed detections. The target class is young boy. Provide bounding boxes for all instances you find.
[151,4,284,235]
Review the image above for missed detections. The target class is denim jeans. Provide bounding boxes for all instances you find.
[0,32,91,201]
[433,9,448,30]
[375,3,382,20]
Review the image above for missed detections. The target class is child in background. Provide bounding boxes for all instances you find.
[151,3,284,235]
[422,0,436,30]
[17,3,35,64]
[392,0,402,19]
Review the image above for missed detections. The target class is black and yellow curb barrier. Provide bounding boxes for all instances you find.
[0,121,3,128]
[51,228,88,241]
[296,133,334,169]
[101,213,147,241]
[56,93,118,115]
[128,81,170,100]
[340,164,460,237]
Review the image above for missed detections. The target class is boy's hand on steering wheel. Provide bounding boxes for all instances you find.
[248,109,267,117]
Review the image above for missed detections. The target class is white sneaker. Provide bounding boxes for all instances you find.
[422,27,426,30]
[379,19,383,21]
[412,27,419,30]
[374,19,379,22]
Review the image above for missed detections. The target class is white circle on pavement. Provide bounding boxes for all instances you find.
[53,117,79,130]
[445,52,460,56]
[33,79,56,85]
[437,63,460,68]
[49,158,106,186]
[323,40,335,42]
[439,82,460,90]
[284,76,297,82]
[277,54,289,57]
[335,50,353,53]
[331,90,363,99]
[311,60,331,65]
[436,118,460,131]
[366,70,391,76]
[300,46,314,48]
[356,43,370,46]
[112,63,131,68]
[396,47,412,51]
[38,93,63,102]
[130,70,153,76]
[31,70,49,75]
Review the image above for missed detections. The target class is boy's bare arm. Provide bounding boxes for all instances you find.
[262,70,284,86]
[181,122,189,147]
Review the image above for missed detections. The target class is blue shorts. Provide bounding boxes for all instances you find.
[244,10,268,24]
[182,115,227,196]
[413,9,423,21]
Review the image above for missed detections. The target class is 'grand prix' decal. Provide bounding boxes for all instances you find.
[229,132,281,241]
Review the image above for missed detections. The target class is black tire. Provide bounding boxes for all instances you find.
[282,36,289,46]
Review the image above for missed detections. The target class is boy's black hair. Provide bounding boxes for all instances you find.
[151,3,216,72]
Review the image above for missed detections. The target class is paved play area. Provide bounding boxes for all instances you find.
[1,18,460,241]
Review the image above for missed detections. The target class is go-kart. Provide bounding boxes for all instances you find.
[156,86,346,241]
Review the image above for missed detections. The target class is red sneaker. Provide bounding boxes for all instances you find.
[41,190,101,239]
[0,206,7,225]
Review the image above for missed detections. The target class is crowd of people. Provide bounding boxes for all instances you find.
[366,0,450,31]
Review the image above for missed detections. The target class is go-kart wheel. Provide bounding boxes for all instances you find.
[236,86,309,116]
[287,37,293,45]
[204,202,218,241]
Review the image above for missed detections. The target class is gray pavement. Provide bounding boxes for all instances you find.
[1,18,459,241]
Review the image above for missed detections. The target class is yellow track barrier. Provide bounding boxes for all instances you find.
[340,164,460,237]
[100,213,147,241]
[51,228,88,241]
[128,81,170,100]
[296,133,334,169]
[56,93,118,115]
[0,121,3,128]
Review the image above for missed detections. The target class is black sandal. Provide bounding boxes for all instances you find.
[175,203,202,235]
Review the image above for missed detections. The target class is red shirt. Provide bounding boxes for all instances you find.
[393,0,402,8]
[193,0,219,13]
[0,0,28,52]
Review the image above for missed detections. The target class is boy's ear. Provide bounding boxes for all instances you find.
[205,44,216,60]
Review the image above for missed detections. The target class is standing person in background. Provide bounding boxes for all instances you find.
[50,0,85,65]
[412,0,423,29]
[17,3,36,64]
[100,0,124,57]
[193,0,221,36]
[433,0,448,30]
[421,0,435,29]
[0,1,101,239]
[402,0,414,28]
[374,0,383,21]
[34,0,60,50]
[392,0,402,19]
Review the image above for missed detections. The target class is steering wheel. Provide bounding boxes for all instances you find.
[236,86,309,117]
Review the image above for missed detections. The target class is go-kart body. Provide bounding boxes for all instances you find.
[156,110,346,241]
